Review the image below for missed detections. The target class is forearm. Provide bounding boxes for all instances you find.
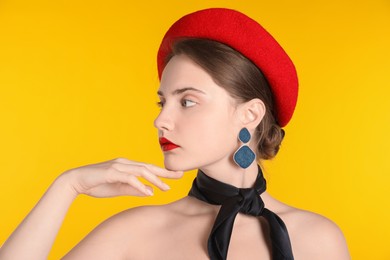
[0,158,181,259]
[0,175,77,260]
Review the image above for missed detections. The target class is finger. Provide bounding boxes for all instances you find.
[109,171,154,196]
[87,183,151,198]
[136,167,171,191]
[115,184,153,197]
[112,162,183,179]
[143,164,184,179]
[112,165,170,191]
[111,158,184,178]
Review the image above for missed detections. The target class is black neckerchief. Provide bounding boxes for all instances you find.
[188,165,294,260]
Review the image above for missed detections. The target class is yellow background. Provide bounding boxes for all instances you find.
[0,0,389,259]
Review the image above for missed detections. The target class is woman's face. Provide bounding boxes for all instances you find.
[154,54,241,171]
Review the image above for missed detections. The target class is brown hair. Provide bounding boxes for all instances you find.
[165,38,285,160]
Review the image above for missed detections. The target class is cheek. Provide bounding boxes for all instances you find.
[190,109,237,152]
[162,108,238,171]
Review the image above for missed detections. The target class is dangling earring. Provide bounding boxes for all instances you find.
[233,127,256,169]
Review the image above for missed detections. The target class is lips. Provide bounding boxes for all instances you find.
[159,137,180,151]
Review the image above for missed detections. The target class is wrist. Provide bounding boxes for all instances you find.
[53,171,80,200]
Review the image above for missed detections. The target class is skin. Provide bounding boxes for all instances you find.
[0,55,350,260]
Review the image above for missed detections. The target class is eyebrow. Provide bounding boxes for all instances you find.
[157,87,206,96]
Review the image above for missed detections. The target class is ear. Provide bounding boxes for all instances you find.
[238,98,266,130]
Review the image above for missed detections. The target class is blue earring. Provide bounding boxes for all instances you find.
[233,128,256,169]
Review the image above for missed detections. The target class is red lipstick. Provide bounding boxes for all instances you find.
[159,137,180,151]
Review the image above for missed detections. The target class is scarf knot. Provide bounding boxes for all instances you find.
[188,165,294,260]
[238,188,264,216]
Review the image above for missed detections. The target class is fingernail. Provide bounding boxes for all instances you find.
[146,189,154,196]
[162,183,171,190]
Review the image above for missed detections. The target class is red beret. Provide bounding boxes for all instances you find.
[157,8,298,127]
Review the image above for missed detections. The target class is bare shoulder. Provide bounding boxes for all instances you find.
[273,202,350,260]
[62,200,183,259]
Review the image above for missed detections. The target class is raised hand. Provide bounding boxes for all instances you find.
[62,158,184,198]
[0,158,183,260]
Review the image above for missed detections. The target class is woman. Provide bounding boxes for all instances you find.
[0,8,350,260]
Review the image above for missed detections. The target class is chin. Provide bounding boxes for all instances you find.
[163,157,196,172]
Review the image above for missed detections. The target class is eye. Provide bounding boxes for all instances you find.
[156,101,164,108]
[181,99,196,107]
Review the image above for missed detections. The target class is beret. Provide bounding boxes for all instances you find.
[157,8,298,127]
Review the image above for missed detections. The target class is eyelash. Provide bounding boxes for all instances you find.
[156,99,197,108]
[156,101,164,108]
[181,99,196,107]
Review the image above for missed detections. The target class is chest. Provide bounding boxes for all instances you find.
[129,214,272,260]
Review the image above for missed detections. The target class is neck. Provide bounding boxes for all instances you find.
[198,161,260,188]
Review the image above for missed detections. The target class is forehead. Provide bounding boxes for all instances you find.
[158,55,221,95]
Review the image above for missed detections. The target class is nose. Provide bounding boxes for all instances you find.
[154,107,174,132]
